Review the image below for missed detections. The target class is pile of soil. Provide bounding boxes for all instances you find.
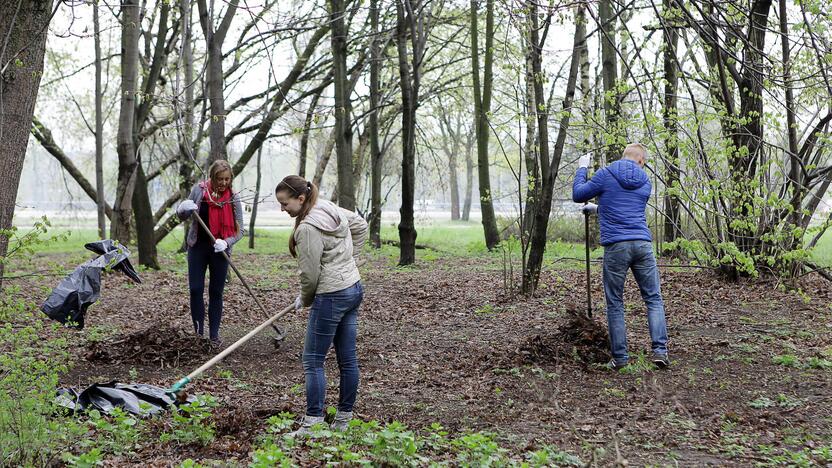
[85,324,212,367]
[515,308,610,366]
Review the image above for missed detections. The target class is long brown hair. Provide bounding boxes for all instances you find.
[275,175,319,257]
[208,160,234,190]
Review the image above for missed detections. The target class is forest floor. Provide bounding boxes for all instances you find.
[11,235,832,467]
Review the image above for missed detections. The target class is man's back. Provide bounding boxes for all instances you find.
[572,159,652,246]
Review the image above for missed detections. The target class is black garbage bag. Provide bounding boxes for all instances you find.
[84,239,141,283]
[41,240,141,329]
[56,381,194,416]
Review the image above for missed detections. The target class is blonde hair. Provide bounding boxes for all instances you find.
[622,143,648,161]
[208,160,234,187]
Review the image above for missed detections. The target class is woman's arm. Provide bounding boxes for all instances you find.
[225,193,245,247]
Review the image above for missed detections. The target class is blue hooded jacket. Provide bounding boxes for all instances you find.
[572,159,652,246]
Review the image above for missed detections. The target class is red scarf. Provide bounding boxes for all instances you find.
[200,180,237,240]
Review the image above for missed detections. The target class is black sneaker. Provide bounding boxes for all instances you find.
[651,352,670,369]
[607,359,627,371]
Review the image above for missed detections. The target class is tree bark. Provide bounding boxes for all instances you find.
[599,0,622,162]
[522,4,583,294]
[132,162,159,268]
[111,0,141,244]
[462,131,474,221]
[177,0,196,252]
[662,0,681,244]
[471,0,500,249]
[249,141,264,249]
[0,0,54,286]
[396,0,423,266]
[94,1,106,239]
[298,90,322,178]
[331,0,355,210]
[369,0,382,247]
[197,0,239,163]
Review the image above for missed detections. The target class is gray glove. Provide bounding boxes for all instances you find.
[582,202,598,214]
[578,155,591,169]
[294,295,303,311]
[178,199,197,215]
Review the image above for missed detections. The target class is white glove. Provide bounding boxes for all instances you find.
[582,202,598,214]
[178,199,198,214]
[578,155,591,169]
[213,239,228,253]
[294,295,303,311]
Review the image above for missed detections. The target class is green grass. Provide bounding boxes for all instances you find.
[16,221,832,269]
[810,228,832,267]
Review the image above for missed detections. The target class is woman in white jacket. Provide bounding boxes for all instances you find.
[275,175,368,435]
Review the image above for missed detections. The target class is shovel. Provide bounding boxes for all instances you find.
[582,203,598,318]
[167,303,295,399]
[191,212,286,347]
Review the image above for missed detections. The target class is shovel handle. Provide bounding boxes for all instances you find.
[190,212,283,336]
[584,211,592,318]
[168,303,295,395]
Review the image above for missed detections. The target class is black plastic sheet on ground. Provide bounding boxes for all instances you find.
[41,240,141,329]
[56,381,194,416]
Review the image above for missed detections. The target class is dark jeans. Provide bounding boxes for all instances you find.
[187,242,229,340]
[303,281,363,417]
[603,240,668,365]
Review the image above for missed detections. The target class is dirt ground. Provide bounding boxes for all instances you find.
[15,250,832,466]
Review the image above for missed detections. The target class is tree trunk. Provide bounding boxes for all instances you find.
[662,0,681,244]
[0,0,53,286]
[132,162,159,268]
[249,142,264,249]
[439,113,462,221]
[94,1,106,239]
[197,0,239,163]
[599,0,622,162]
[369,0,382,248]
[522,2,543,240]
[111,0,141,244]
[331,0,355,210]
[396,0,422,266]
[779,0,801,253]
[462,132,474,221]
[298,90,322,178]
[522,4,583,294]
[178,0,195,252]
[448,138,461,221]
[471,0,500,249]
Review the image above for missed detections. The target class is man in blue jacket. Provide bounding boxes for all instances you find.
[572,143,669,369]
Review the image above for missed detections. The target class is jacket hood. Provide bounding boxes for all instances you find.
[301,200,348,237]
[608,159,648,190]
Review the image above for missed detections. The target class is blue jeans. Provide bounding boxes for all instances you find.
[603,240,668,365]
[187,242,229,340]
[303,281,363,417]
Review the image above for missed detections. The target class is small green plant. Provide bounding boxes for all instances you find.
[160,395,217,446]
[618,353,657,374]
[62,448,103,468]
[525,444,583,466]
[474,303,498,316]
[83,407,142,455]
[250,443,293,468]
[0,290,83,466]
[772,354,799,367]
[368,421,424,466]
[452,431,508,467]
[804,357,832,369]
